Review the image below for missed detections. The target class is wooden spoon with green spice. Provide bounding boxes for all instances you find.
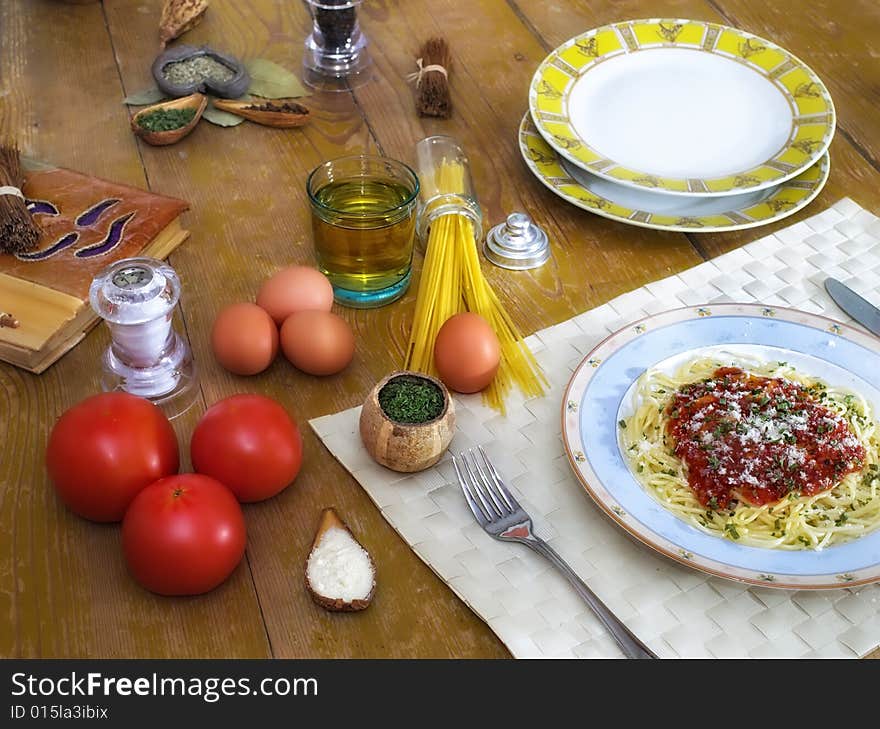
[131,93,207,146]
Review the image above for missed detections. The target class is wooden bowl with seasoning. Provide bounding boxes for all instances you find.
[131,93,207,146]
[359,371,455,473]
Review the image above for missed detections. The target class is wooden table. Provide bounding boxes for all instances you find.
[3,0,879,659]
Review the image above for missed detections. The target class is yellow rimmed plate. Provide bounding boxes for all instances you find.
[529,18,835,197]
[519,114,829,233]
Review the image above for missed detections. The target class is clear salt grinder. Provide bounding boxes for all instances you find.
[89,257,197,419]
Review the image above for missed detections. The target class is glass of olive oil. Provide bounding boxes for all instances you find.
[307,155,419,308]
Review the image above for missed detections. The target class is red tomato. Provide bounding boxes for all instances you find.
[122,474,246,596]
[46,392,179,522]
[190,394,302,502]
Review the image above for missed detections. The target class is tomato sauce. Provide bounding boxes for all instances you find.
[666,367,865,508]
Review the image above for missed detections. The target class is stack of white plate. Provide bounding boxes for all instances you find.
[524,18,835,232]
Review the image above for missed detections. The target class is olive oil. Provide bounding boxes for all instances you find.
[311,177,417,306]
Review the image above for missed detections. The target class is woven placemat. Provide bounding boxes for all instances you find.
[311,198,880,658]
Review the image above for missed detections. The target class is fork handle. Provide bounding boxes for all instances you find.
[526,537,657,659]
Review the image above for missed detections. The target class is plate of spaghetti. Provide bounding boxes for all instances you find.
[561,303,880,588]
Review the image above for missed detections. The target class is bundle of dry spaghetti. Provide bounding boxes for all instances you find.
[0,142,40,255]
[410,37,452,118]
[405,138,546,412]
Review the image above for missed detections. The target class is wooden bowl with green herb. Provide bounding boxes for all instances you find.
[359,371,455,473]
[131,93,207,146]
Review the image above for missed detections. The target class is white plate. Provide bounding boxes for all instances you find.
[530,19,835,196]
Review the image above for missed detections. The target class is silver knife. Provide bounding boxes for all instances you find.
[824,277,880,338]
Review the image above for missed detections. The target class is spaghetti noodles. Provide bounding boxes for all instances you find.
[405,155,546,412]
[620,357,880,549]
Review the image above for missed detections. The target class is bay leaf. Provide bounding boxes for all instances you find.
[246,58,308,99]
[202,102,245,127]
[123,87,167,106]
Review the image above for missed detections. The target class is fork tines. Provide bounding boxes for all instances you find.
[453,447,519,523]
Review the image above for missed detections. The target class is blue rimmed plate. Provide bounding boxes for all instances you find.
[561,303,880,588]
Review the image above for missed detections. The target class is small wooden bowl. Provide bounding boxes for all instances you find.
[305,508,375,612]
[359,371,455,473]
[213,99,310,128]
[130,93,207,146]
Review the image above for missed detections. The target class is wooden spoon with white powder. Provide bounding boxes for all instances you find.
[305,508,376,612]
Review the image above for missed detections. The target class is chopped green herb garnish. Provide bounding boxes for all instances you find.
[136,107,197,132]
[378,376,445,424]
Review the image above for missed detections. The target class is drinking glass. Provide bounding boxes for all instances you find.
[307,155,419,308]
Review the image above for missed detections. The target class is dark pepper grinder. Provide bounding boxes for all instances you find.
[302,0,372,91]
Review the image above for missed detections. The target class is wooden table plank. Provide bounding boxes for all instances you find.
[0,0,270,659]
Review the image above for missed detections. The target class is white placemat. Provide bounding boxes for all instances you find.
[311,199,880,658]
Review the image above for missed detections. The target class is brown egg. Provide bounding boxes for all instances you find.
[280,310,355,376]
[434,313,500,393]
[211,303,279,375]
[256,266,334,325]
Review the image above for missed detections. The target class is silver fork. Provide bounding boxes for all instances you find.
[453,447,657,659]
